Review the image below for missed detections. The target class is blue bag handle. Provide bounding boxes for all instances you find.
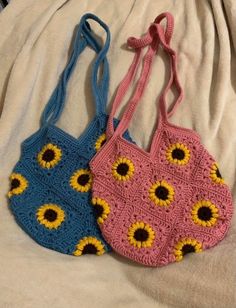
[40,13,110,127]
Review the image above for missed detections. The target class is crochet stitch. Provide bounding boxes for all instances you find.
[90,12,233,266]
[7,13,132,256]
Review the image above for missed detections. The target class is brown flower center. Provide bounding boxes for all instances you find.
[44,209,58,222]
[197,206,213,221]
[82,244,98,255]
[182,244,195,256]
[216,168,222,179]
[93,204,104,218]
[116,163,129,176]
[155,186,169,200]
[11,178,20,190]
[134,229,149,242]
[42,149,55,162]
[172,149,185,160]
[77,174,90,186]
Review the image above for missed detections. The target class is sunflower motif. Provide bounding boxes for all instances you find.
[128,221,155,248]
[70,169,92,192]
[8,173,28,198]
[174,238,202,261]
[73,237,105,256]
[37,143,62,169]
[95,134,106,151]
[210,163,224,185]
[36,204,65,229]
[92,197,110,224]
[166,143,190,165]
[191,200,219,227]
[149,180,175,206]
[112,157,135,181]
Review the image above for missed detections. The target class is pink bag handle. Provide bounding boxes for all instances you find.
[154,21,183,120]
[107,12,175,138]
[106,12,183,141]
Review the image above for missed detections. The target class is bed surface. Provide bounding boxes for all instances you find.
[0,1,236,307]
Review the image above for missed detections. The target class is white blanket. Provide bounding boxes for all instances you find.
[0,0,235,307]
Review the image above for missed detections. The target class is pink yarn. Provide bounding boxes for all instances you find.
[90,12,233,266]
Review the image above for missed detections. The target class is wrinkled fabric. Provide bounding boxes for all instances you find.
[0,0,236,307]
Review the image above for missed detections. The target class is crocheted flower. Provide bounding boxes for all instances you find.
[166,143,190,165]
[70,169,92,192]
[8,173,28,198]
[112,157,135,181]
[210,163,224,185]
[95,133,106,151]
[37,143,62,169]
[174,238,202,261]
[128,222,155,248]
[92,197,110,224]
[149,180,175,206]
[191,200,219,227]
[36,204,65,229]
[73,236,105,256]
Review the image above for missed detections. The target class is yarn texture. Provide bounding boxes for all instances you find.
[7,14,132,256]
[90,13,234,266]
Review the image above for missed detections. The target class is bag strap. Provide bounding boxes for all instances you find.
[106,12,183,142]
[40,13,110,127]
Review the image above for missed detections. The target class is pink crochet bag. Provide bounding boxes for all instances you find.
[89,12,233,266]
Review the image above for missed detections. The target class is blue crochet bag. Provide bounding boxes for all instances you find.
[7,13,132,256]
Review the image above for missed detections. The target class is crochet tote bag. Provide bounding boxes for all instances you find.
[7,13,131,256]
[90,13,233,266]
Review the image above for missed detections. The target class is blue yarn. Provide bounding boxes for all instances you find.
[8,13,133,256]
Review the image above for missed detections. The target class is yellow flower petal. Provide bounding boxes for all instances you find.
[149,180,175,206]
[191,200,219,227]
[174,238,202,261]
[95,134,106,151]
[128,221,155,249]
[111,157,135,181]
[92,197,110,224]
[70,169,92,193]
[8,173,28,198]
[73,237,105,256]
[36,204,65,229]
[166,143,190,165]
[37,143,62,169]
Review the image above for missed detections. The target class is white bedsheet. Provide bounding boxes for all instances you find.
[0,1,236,307]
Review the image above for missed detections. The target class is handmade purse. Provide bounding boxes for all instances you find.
[7,13,131,256]
[90,13,233,266]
